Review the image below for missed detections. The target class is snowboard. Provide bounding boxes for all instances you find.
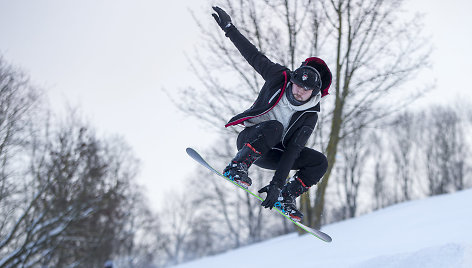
[186,147,332,243]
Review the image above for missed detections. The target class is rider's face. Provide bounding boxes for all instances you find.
[292,83,313,102]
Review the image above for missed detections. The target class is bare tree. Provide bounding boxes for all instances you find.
[0,56,149,267]
[112,188,160,268]
[0,56,43,268]
[370,131,393,210]
[334,126,370,220]
[310,0,431,228]
[0,112,142,267]
[418,106,469,196]
[388,112,418,201]
[175,0,430,231]
[0,56,40,216]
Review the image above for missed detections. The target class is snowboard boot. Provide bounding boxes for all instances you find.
[223,143,262,189]
[274,175,310,222]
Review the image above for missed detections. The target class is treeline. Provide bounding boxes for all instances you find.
[0,57,163,267]
[154,102,472,267]
[327,104,471,221]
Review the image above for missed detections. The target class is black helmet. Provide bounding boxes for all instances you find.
[290,66,322,94]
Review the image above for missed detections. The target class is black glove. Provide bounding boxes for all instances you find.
[258,183,282,209]
[212,6,233,32]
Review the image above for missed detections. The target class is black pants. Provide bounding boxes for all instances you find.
[237,120,328,187]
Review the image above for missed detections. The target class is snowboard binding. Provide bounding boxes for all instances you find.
[224,162,252,189]
[274,175,310,222]
[223,143,261,189]
[274,200,303,222]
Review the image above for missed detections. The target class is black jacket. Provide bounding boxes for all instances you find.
[224,25,332,186]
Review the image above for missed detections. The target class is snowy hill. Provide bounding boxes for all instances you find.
[173,189,472,268]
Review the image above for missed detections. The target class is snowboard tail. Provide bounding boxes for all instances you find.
[186,147,332,243]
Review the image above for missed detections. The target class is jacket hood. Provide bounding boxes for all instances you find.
[301,57,332,98]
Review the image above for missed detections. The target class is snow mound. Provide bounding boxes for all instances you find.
[173,189,472,268]
[352,243,472,268]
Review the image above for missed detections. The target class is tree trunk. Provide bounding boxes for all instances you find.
[312,3,344,228]
[313,112,343,228]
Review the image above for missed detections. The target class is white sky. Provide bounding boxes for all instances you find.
[1,0,471,210]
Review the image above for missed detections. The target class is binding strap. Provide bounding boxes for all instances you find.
[245,143,261,155]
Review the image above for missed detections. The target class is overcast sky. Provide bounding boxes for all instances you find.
[1,0,471,210]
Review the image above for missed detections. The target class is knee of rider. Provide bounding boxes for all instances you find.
[267,120,284,135]
[319,154,328,173]
[298,156,328,187]
[262,120,284,143]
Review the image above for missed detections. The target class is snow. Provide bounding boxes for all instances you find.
[173,189,472,268]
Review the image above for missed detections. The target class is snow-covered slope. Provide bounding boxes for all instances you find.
[173,189,472,268]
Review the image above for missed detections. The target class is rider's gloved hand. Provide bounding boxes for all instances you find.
[258,183,282,209]
[212,6,233,32]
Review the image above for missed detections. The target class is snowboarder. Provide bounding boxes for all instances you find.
[212,6,332,222]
